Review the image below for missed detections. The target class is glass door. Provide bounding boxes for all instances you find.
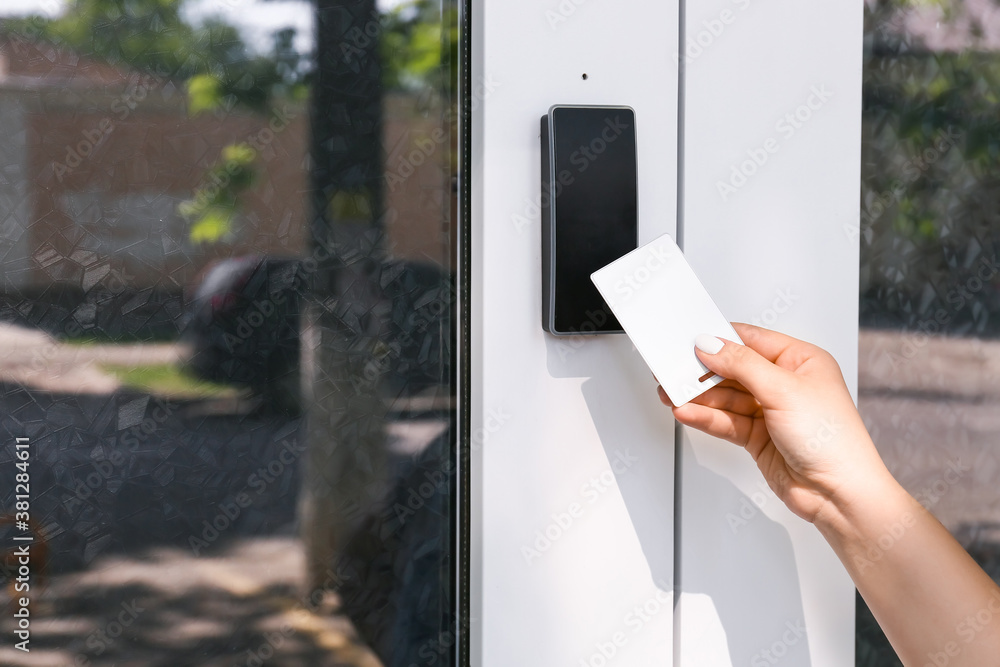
[0,1,466,665]
[859,1,1000,663]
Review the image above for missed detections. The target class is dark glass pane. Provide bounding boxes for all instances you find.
[859,2,1000,664]
[0,1,459,665]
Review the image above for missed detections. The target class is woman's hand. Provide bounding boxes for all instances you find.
[663,323,1000,665]
[658,323,891,524]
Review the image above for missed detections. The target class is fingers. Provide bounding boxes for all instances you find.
[671,401,755,447]
[732,323,805,361]
[732,323,822,372]
[659,384,759,416]
[693,334,793,405]
[696,385,761,415]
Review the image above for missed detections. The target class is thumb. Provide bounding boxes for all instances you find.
[694,333,791,404]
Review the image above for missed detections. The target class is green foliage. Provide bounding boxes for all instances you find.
[0,0,312,244]
[2,0,307,113]
[178,143,258,244]
[185,73,223,114]
[99,362,240,399]
[5,0,455,246]
[381,0,458,93]
[861,1,1000,335]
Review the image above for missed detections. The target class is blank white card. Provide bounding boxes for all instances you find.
[590,233,744,406]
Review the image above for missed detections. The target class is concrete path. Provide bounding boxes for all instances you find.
[858,330,1000,536]
[0,537,382,667]
[0,323,189,395]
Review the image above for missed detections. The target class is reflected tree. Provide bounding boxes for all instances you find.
[2,0,311,244]
[298,2,458,665]
[862,0,1000,336]
[3,0,308,110]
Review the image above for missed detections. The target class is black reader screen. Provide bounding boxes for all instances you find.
[550,107,637,334]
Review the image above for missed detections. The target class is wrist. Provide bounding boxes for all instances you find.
[812,460,914,552]
[812,450,908,529]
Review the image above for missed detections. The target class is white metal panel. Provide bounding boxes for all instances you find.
[471,0,680,664]
[678,0,862,665]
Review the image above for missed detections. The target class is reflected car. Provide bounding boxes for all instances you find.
[181,254,453,412]
[181,255,304,412]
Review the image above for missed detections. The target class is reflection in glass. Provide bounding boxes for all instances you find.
[0,1,459,665]
[860,2,1000,664]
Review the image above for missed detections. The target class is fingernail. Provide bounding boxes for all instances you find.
[695,333,724,355]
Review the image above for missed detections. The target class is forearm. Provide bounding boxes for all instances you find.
[815,469,1000,665]
[676,326,1000,662]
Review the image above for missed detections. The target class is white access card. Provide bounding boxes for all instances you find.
[590,233,744,406]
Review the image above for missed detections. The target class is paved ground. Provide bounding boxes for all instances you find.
[856,330,1000,666]
[0,537,382,667]
[0,324,188,395]
[1,324,997,666]
[858,330,1000,536]
[0,322,390,666]
[0,321,457,667]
